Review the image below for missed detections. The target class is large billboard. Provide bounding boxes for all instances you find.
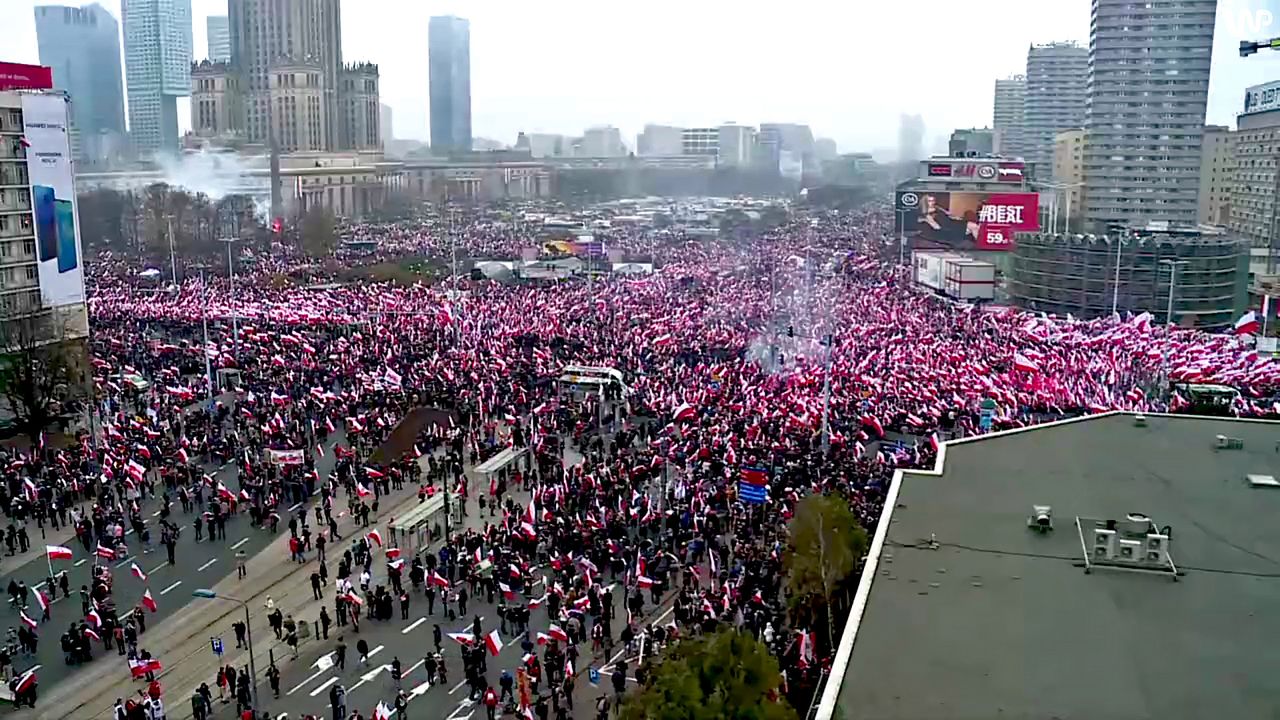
[895,190,1039,250]
[22,94,85,307]
[0,62,53,91]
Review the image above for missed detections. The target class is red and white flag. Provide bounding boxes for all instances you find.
[141,590,157,613]
[430,570,450,588]
[19,610,37,629]
[365,529,383,547]
[175,448,189,464]
[548,624,569,643]
[484,629,504,656]
[95,544,116,560]
[356,482,372,498]
[130,563,148,583]
[84,626,101,642]
[343,590,364,607]
[636,575,654,589]
[1234,310,1261,335]
[498,582,516,600]
[316,443,325,458]
[1013,352,1040,373]
[386,547,402,560]
[33,589,49,613]
[13,669,36,693]
[373,702,393,720]
[447,632,475,646]
[46,544,73,560]
[86,608,102,627]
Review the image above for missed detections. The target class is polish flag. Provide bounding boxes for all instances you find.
[95,544,116,560]
[1013,352,1040,373]
[19,610,37,629]
[429,571,450,588]
[356,483,372,498]
[315,443,325,458]
[33,589,49,613]
[536,632,553,645]
[636,575,654,589]
[386,547,402,560]
[175,448,189,464]
[928,433,941,453]
[134,443,151,459]
[412,445,423,459]
[46,544,73,560]
[564,658,574,677]
[13,669,36,693]
[447,632,475,646]
[366,468,385,480]
[373,702,393,720]
[528,594,545,610]
[324,417,336,434]
[131,563,147,582]
[86,608,102,626]
[548,624,569,643]
[484,629,504,656]
[365,529,383,547]
[343,590,364,607]
[127,460,146,480]
[141,590,157,613]
[498,582,516,600]
[672,403,697,422]
[84,626,101,642]
[388,558,405,571]
[1234,310,1261,335]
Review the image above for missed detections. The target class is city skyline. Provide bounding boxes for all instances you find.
[8,0,1280,154]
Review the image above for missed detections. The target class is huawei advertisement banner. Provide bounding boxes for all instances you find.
[894,190,1039,251]
[21,94,85,307]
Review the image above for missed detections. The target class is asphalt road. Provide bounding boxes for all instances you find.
[3,424,351,692]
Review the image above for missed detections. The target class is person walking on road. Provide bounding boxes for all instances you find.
[235,549,247,579]
[356,638,369,666]
[399,591,410,620]
[267,663,280,698]
[335,638,347,671]
[390,656,402,691]
[424,653,437,686]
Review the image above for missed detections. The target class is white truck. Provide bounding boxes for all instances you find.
[912,250,995,301]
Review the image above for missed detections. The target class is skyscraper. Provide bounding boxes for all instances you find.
[206,15,230,62]
[33,3,127,164]
[993,75,1025,157]
[429,15,472,154]
[1023,42,1087,176]
[1083,0,1217,227]
[229,0,343,151]
[122,0,192,155]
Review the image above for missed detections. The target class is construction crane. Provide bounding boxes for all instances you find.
[1240,37,1280,56]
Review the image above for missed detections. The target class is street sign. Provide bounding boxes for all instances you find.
[589,667,600,686]
[210,637,223,656]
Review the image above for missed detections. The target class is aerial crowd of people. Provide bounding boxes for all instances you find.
[2,201,1277,719]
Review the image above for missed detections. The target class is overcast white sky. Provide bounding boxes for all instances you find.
[7,0,1280,153]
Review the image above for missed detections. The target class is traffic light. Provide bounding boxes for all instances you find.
[786,325,794,338]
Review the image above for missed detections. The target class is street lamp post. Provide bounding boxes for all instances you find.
[218,236,238,356]
[192,589,258,712]
[1158,259,1190,392]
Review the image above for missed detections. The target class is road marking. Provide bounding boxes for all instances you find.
[308,676,338,697]
[288,502,302,512]
[350,663,388,691]
[402,617,427,634]
[231,538,249,550]
[368,643,385,660]
[32,582,45,590]
[74,559,87,567]
[159,581,182,595]
[151,511,161,517]
[287,653,336,695]
[150,561,168,574]
[410,679,431,698]
[198,558,217,571]
[448,677,468,695]
[114,555,135,569]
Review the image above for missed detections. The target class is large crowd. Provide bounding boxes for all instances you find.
[3,204,1277,719]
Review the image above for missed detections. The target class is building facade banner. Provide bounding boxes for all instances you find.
[0,63,53,91]
[22,94,85,307]
[895,190,1039,251]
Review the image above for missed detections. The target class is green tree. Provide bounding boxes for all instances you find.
[785,494,868,649]
[299,207,338,258]
[0,315,82,446]
[621,629,796,720]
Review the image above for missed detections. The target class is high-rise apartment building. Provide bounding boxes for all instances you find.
[682,128,718,157]
[0,91,90,345]
[1229,81,1280,259]
[1023,42,1087,176]
[949,128,996,157]
[206,15,230,62]
[1053,128,1085,219]
[993,75,1025,157]
[1082,0,1216,227]
[380,103,393,144]
[229,0,344,151]
[429,15,472,154]
[1197,125,1234,226]
[637,125,682,156]
[122,0,192,156]
[580,126,625,157]
[34,4,127,165]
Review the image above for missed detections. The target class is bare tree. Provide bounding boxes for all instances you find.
[0,314,80,446]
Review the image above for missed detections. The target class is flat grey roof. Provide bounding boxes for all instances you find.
[832,413,1280,720]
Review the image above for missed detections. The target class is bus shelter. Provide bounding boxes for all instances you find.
[388,493,454,560]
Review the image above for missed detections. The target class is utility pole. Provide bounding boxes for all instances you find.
[199,267,215,403]
[820,333,834,454]
[167,217,177,285]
